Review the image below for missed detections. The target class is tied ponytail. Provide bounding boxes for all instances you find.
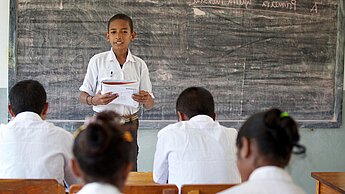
[263,108,306,157]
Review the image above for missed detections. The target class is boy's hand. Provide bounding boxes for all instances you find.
[93,91,118,105]
[132,90,151,104]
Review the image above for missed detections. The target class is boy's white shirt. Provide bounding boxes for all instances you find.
[79,48,153,114]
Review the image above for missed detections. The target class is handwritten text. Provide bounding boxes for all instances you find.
[262,0,297,11]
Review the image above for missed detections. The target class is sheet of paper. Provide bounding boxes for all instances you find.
[101,80,139,108]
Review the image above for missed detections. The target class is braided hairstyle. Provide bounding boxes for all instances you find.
[237,108,305,166]
[73,111,132,183]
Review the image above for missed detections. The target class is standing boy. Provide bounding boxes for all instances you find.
[0,80,78,186]
[79,13,154,171]
[153,87,241,188]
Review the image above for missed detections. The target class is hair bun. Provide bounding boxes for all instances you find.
[80,121,112,156]
[264,108,282,129]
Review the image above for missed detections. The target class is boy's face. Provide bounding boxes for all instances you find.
[106,19,136,53]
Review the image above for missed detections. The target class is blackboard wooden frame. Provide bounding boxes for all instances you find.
[8,0,344,129]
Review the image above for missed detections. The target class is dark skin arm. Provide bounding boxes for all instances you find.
[80,90,154,109]
[132,90,154,110]
[79,91,118,105]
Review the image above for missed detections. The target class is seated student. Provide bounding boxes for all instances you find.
[153,87,241,189]
[70,111,133,194]
[218,108,306,194]
[0,80,78,186]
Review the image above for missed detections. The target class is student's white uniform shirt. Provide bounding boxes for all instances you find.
[77,182,121,194]
[0,112,78,186]
[218,166,306,194]
[153,115,241,189]
[79,48,153,115]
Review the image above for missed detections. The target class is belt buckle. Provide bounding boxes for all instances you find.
[122,113,138,124]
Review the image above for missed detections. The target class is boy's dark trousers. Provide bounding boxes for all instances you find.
[122,118,139,171]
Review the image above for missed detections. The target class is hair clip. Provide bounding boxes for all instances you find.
[280,112,289,118]
[122,131,133,142]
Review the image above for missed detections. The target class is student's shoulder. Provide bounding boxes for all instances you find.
[0,123,6,129]
[218,124,238,135]
[90,50,111,61]
[157,121,185,137]
[131,54,147,65]
[44,121,74,139]
[217,183,249,194]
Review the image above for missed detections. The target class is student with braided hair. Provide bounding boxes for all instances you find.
[219,108,306,194]
[70,111,133,194]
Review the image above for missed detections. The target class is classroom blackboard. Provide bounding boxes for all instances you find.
[9,0,344,129]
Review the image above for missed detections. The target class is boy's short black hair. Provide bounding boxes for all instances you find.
[108,13,134,32]
[9,80,47,115]
[176,87,215,119]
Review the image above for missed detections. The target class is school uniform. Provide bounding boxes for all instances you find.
[218,166,306,194]
[79,48,153,114]
[77,182,121,194]
[153,115,241,189]
[0,112,78,186]
[79,48,153,171]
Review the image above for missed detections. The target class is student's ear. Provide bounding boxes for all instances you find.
[104,32,109,42]
[40,102,49,120]
[177,111,188,121]
[239,137,250,159]
[70,158,83,178]
[8,104,15,118]
[131,31,136,40]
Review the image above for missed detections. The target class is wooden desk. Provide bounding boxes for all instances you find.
[126,172,155,185]
[0,179,65,194]
[69,172,156,194]
[311,172,345,194]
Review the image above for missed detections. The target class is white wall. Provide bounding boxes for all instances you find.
[0,0,9,88]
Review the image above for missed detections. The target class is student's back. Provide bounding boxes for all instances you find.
[0,80,77,186]
[156,116,240,187]
[153,87,240,189]
[0,112,75,185]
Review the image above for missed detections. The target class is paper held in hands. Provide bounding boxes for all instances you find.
[101,80,139,108]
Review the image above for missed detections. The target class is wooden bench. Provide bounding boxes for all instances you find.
[181,184,237,194]
[0,179,65,194]
[126,172,155,185]
[69,183,178,194]
[123,184,178,194]
[69,171,167,194]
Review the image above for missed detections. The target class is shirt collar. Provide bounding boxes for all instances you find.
[108,48,135,63]
[189,115,215,123]
[9,112,43,123]
[80,182,121,193]
[248,166,292,182]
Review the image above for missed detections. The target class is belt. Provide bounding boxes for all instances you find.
[121,113,138,124]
